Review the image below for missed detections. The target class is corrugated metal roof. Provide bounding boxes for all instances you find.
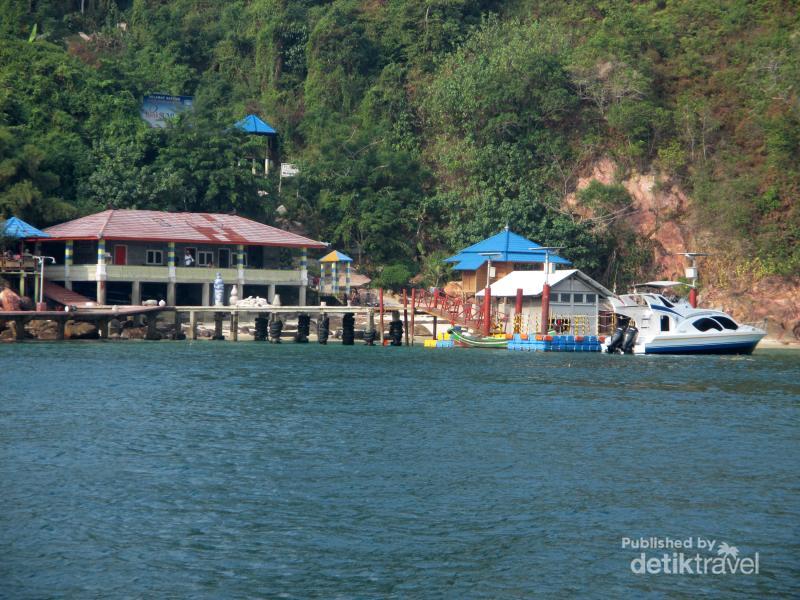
[43,210,327,248]
[445,228,571,270]
[475,270,613,298]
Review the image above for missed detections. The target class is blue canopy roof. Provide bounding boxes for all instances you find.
[444,228,570,271]
[235,114,277,136]
[1,216,50,239]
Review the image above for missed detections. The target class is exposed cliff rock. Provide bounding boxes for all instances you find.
[566,158,800,341]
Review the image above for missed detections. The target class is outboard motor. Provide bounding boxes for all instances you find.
[606,325,626,353]
[606,316,630,353]
[622,326,638,354]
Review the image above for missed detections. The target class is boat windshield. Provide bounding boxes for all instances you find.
[657,295,675,308]
[713,316,739,330]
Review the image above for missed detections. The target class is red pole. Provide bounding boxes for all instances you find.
[689,287,698,308]
[541,283,551,334]
[482,286,491,336]
[410,288,416,346]
[514,288,523,333]
[403,288,409,346]
[379,288,384,345]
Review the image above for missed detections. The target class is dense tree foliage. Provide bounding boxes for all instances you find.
[1,0,797,287]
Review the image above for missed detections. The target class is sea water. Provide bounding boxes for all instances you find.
[1,343,798,597]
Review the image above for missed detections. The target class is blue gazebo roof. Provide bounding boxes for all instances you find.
[444,228,570,271]
[235,114,277,135]
[1,216,50,239]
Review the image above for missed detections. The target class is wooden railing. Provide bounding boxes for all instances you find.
[410,288,508,333]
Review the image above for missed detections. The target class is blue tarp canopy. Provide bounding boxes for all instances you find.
[1,216,50,239]
[444,227,570,271]
[235,114,277,136]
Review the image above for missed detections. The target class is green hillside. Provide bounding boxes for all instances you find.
[1,0,798,288]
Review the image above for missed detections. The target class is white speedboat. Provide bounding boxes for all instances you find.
[604,282,766,355]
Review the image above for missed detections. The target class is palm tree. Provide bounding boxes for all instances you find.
[717,542,739,559]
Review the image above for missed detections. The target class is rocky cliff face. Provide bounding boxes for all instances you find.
[565,158,800,343]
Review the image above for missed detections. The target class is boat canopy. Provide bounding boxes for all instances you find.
[634,280,695,289]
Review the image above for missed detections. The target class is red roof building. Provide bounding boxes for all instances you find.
[39,210,327,307]
[43,209,326,248]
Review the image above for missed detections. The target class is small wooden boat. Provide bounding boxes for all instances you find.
[448,328,508,349]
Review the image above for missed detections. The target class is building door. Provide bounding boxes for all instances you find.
[114,245,127,265]
[218,248,230,268]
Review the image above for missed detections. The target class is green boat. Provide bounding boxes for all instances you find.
[448,328,508,349]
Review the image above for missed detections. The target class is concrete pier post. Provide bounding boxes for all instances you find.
[201,283,210,306]
[56,317,65,340]
[268,284,276,303]
[212,312,224,340]
[14,317,25,341]
[131,280,142,305]
[98,318,109,339]
[145,315,158,340]
[189,310,197,340]
[167,282,176,307]
[231,311,239,342]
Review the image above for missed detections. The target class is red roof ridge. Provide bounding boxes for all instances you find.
[98,209,115,239]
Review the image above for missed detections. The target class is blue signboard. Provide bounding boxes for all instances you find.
[140,94,194,128]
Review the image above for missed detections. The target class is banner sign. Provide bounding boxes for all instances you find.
[140,94,194,128]
[280,163,300,177]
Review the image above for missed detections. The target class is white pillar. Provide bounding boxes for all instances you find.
[64,240,73,290]
[96,237,107,305]
[201,282,210,306]
[268,284,276,303]
[132,280,142,305]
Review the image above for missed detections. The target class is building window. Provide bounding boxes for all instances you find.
[584,293,596,304]
[514,263,538,271]
[146,249,163,265]
[559,293,571,303]
[197,250,214,267]
[218,248,231,269]
[573,293,584,304]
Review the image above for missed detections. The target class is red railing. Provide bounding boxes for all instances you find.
[409,288,508,333]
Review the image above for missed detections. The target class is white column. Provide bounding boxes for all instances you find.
[64,240,73,290]
[201,282,210,306]
[96,237,107,305]
[132,280,142,305]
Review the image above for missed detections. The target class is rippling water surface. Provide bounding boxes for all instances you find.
[1,343,798,598]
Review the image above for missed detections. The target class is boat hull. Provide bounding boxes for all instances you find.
[448,329,508,349]
[641,332,765,355]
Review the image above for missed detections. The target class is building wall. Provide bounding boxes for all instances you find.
[496,275,603,335]
[461,262,547,296]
